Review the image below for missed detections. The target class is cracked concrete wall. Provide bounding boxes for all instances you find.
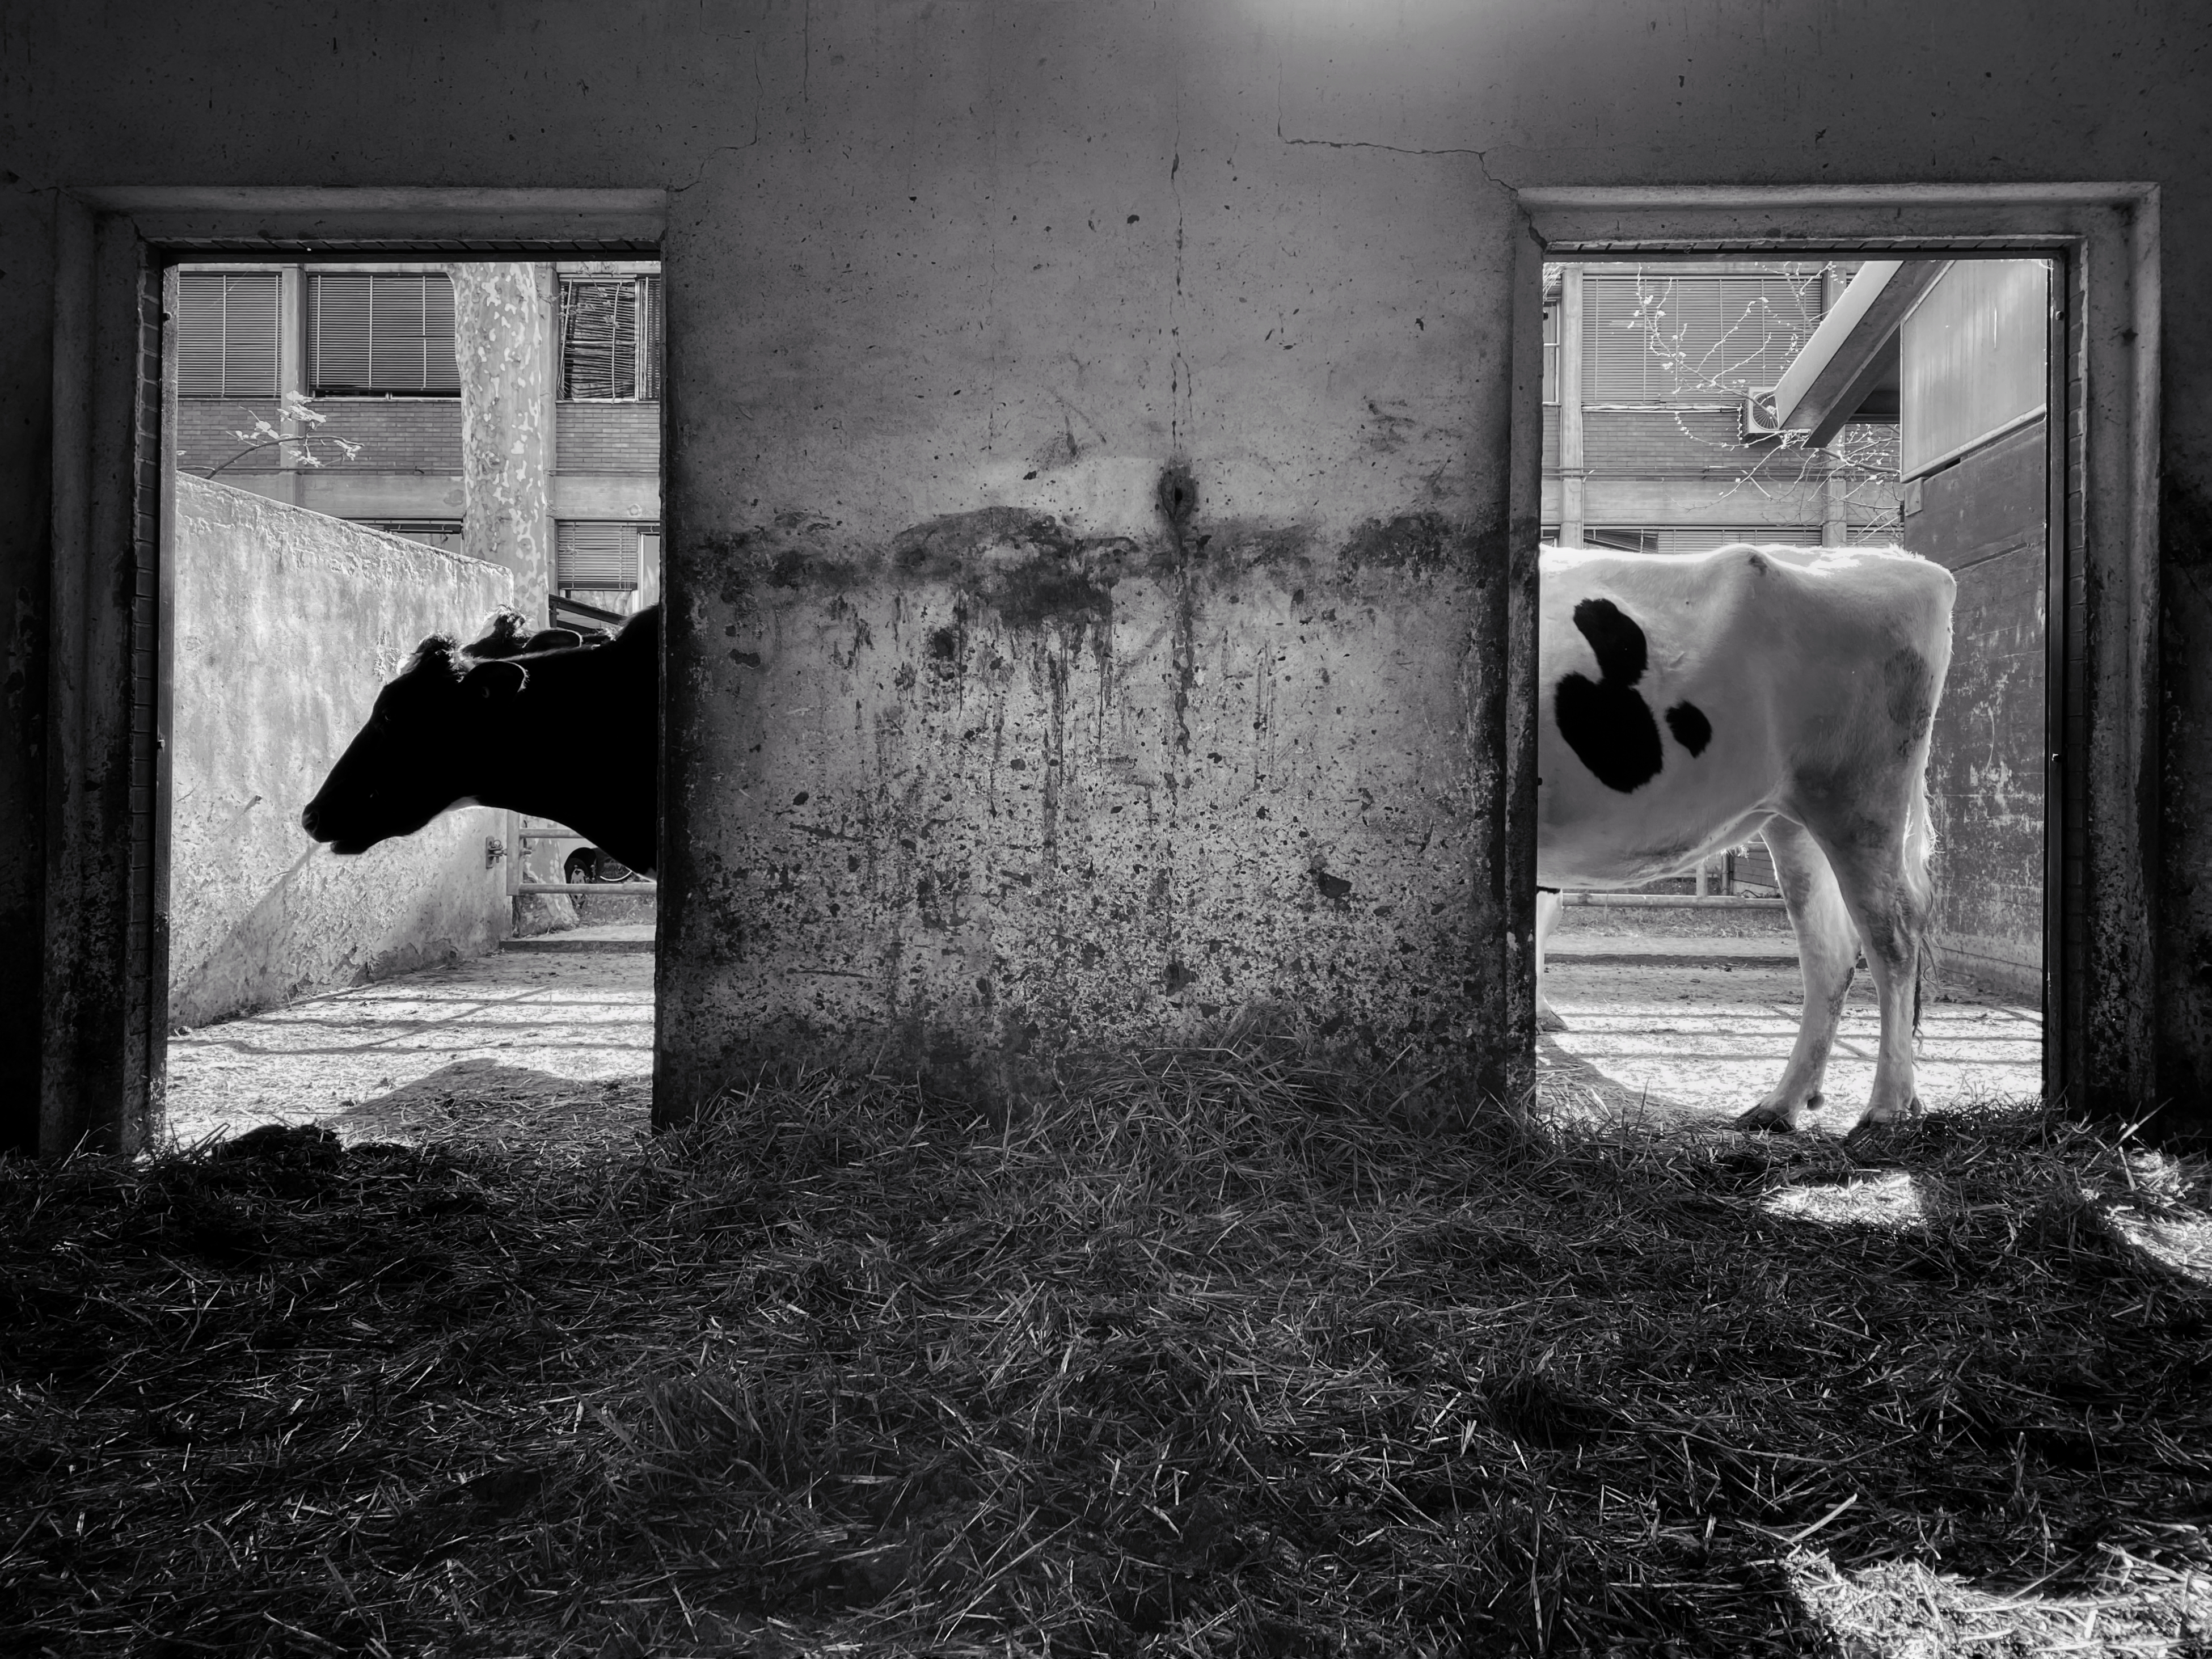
[4,2,2212,1140]
[168,479,514,1028]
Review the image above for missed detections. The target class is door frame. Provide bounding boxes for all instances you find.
[1510,184,2160,1118]
[43,188,666,1154]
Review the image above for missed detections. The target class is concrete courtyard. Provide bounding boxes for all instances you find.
[164,918,2046,1153]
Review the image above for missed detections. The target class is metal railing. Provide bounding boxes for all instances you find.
[505,812,657,897]
[1559,852,1783,909]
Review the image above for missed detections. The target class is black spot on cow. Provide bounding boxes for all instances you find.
[1666,701,1712,756]
[1554,598,1664,793]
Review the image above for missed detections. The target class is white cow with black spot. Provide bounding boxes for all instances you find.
[1535,543,1957,1136]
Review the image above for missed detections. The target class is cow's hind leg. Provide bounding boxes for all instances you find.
[1737,819,1859,1133]
[1535,888,1567,1032]
[1810,828,1931,1135]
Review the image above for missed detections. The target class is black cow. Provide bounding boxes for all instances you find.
[301,605,658,875]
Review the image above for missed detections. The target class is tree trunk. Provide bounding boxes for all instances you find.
[449,263,554,620]
[450,264,569,923]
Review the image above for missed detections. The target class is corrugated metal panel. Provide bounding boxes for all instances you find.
[1584,272,1823,402]
[1900,259,2048,481]
[174,271,278,399]
[309,272,460,395]
[1539,406,1560,470]
[556,403,661,472]
[556,521,655,590]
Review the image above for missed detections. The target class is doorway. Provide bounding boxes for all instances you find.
[1512,186,2160,1123]
[37,190,669,1155]
[154,254,666,1150]
[1534,254,2050,1123]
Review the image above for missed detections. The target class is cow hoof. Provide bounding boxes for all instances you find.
[1843,1097,1922,1150]
[1538,1007,1568,1033]
[1734,1103,1800,1134]
[1842,1118,1897,1153]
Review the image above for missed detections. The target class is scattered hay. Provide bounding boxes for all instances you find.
[3,1023,2209,1656]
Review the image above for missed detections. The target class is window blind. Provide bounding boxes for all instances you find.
[556,522,653,590]
[308,273,461,395]
[560,277,661,401]
[175,271,280,399]
[1541,302,1560,405]
[1584,273,1822,402]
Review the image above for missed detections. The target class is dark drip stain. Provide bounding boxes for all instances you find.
[1666,701,1712,756]
[1554,597,1664,793]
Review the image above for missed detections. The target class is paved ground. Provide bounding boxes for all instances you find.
[1538,950,2043,1128]
[166,923,2045,1151]
[164,928,657,1155]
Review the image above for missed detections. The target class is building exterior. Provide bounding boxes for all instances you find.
[172,261,663,624]
[1540,261,1902,554]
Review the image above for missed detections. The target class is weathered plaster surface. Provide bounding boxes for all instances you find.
[669,505,1490,1091]
[167,478,513,1028]
[3,1,2211,1139]
[0,185,53,1149]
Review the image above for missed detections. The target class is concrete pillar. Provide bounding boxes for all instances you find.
[1558,266,1586,547]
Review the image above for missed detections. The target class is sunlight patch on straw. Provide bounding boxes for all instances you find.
[1783,1550,2211,1658]
[2104,1204,2212,1289]
[1761,1168,1928,1231]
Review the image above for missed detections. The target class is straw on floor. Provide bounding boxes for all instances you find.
[3,1016,2208,1656]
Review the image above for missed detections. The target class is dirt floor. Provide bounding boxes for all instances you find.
[165,915,2046,1151]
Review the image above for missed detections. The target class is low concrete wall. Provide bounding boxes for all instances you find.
[169,476,516,1027]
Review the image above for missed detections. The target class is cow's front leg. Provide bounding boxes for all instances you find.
[1737,819,1858,1132]
[1534,887,1567,1032]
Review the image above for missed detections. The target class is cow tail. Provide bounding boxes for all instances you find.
[1905,766,1939,1038]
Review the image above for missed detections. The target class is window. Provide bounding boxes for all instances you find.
[1584,269,1823,403]
[175,271,279,398]
[1585,525,1825,555]
[1542,302,1560,404]
[556,521,658,590]
[560,277,662,401]
[358,520,465,554]
[307,272,460,396]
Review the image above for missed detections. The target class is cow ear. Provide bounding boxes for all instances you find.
[524,628,584,653]
[464,609,532,658]
[406,635,457,674]
[463,658,529,701]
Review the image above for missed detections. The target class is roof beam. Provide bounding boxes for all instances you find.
[1771,260,1948,444]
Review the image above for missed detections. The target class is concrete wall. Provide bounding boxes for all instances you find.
[168,477,514,1028]
[4,3,2212,1143]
